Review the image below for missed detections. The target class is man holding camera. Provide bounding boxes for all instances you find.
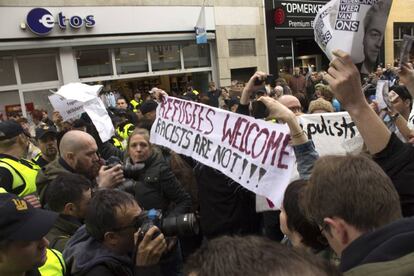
[36,130,124,205]
[63,189,167,276]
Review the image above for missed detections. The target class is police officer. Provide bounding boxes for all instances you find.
[0,120,41,207]
[32,124,58,168]
[130,90,144,112]
[110,121,135,151]
[0,192,65,276]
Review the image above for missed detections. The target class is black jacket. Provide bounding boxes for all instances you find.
[194,163,260,239]
[340,217,414,273]
[374,133,414,217]
[63,225,159,276]
[125,150,192,217]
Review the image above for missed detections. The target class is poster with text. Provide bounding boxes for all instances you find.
[314,0,392,74]
[257,111,363,212]
[150,97,296,207]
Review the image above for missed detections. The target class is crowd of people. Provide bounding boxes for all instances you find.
[1,50,414,276]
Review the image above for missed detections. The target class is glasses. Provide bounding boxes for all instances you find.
[111,216,140,232]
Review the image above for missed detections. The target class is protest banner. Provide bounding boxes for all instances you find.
[314,0,392,74]
[54,83,114,142]
[257,111,363,212]
[150,96,296,207]
[48,94,84,122]
[375,80,391,110]
[299,111,363,156]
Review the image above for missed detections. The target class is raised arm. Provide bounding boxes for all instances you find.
[400,63,414,97]
[324,50,391,154]
[259,96,318,180]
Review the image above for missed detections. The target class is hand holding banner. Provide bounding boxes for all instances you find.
[53,83,114,142]
[150,97,296,207]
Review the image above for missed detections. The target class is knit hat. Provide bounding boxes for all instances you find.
[308,98,334,113]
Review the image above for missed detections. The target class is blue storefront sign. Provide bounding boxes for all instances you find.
[26,7,95,36]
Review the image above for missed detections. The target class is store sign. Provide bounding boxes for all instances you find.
[273,0,327,30]
[25,7,95,36]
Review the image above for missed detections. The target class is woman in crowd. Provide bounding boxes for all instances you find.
[123,128,192,275]
[308,98,335,114]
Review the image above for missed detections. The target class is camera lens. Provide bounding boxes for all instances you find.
[162,213,199,237]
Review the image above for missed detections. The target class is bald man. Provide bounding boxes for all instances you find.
[278,95,303,116]
[36,130,124,206]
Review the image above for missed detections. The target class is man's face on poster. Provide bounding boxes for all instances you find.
[364,16,387,65]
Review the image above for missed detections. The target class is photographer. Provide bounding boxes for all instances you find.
[121,128,192,275]
[63,189,167,276]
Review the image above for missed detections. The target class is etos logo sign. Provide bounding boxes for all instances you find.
[26,8,95,36]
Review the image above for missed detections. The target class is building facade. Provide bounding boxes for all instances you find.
[384,0,414,65]
[0,0,267,119]
[264,0,330,77]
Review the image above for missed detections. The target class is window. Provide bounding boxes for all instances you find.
[0,56,17,86]
[115,46,148,74]
[76,49,112,78]
[393,23,414,61]
[183,43,211,68]
[0,90,20,119]
[229,39,256,57]
[149,44,181,71]
[17,54,58,84]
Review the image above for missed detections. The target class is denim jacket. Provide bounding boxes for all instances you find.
[293,140,319,180]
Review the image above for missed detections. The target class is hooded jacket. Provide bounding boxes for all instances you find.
[64,225,159,276]
[342,218,414,275]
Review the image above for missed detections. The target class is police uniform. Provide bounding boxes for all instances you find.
[0,193,60,276]
[130,98,143,112]
[110,136,125,151]
[32,152,49,168]
[38,248,66,276]
[0,154,40,197]
[0,121,40,197]
[116,122,135,140]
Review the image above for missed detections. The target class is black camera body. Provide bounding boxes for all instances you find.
[105,156,145,180]
[137,209,199,238]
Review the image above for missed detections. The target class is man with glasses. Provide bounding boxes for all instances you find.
[304,50,414,275]
[64,189,167,275]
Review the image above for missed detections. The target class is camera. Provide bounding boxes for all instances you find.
[105,156,145,180]
[254,74,274,86]
[137,209,199,238]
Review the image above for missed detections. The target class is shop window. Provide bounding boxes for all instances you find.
[182,43,211,68]
[229,39,256,57]
[17,54,58,84]
[231,67,257,83]
[393,23,414,61]
[149,44,181,71]
[0,56,17,86]
[115,46,148,74]
[76,49,112,78]
[0,90,20,119]
[23,90,54,116]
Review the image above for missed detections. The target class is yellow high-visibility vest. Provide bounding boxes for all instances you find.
[0,157,40,197]
[38,248,66,276]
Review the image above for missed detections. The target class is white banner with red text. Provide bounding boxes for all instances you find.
[150,96,296,207]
